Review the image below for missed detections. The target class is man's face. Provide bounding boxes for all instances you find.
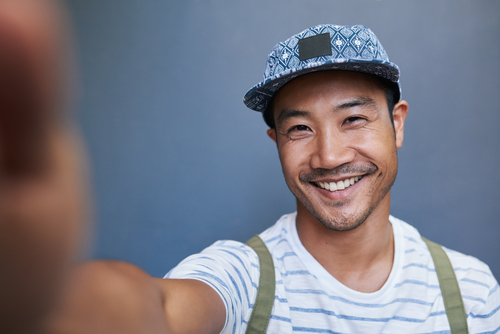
[267,71,407,231]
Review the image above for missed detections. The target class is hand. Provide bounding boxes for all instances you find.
[0,1,89,333]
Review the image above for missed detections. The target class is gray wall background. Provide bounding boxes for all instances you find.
[65,0,500,279]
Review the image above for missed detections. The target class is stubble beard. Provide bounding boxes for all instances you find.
[292,162,398,232]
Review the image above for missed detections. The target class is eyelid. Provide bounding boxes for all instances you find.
[287,124,310,133]
[343,116,365,124]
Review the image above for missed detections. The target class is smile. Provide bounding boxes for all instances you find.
[315,176,362,192]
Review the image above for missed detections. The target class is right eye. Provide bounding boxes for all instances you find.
[288,125,311,133]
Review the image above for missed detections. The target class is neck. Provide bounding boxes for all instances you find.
[296,193,394,293]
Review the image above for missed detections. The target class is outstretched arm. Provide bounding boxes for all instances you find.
[44,261,225,334]
[0,0,88,333]
[0,1,225,333]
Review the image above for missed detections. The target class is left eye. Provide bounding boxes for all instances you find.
[287,125,311,133]
[293,125,310,131]
[344,116,363,124]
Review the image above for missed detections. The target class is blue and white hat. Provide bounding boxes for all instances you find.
[243,24,401,112]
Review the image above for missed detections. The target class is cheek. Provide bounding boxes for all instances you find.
[347,130,398,175]
[277,143,307,181]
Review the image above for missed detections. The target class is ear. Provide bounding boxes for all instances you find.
[267,128,277,143]
[392,100,408,149]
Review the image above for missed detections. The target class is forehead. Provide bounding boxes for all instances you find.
[273,71,386,113]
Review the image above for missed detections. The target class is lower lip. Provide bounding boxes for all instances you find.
[313,177,365,201]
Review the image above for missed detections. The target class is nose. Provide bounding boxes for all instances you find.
[309,130,355,170]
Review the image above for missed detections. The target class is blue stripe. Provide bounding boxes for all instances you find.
[264,235,281,243]
[394,279,440,289]
[405,249,416,254]
[405,236,419,243]
[462,294,486,304]
[477,324,500,334]
[403,263,435,271]
[489,283,499,296]
[219,249,253,283]
[289,307,445,323]
[229,262,251,307]
[275,295,288,303]
[270,314,292,322]
[471,304,500,319]
[277,238,291,246]
[188,270,229,290]
[199,264,215,272]
[284,287,433,308]
[454,267,492,277]
[276,251,298,261]
[460,277,490,289]
[402,264,491,278]
[292,327,346,334]
[280,270,312,277]
[225,269,242,304]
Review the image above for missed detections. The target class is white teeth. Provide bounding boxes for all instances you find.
[316,176,362,192]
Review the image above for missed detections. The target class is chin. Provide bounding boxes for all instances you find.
[311,205,373,232]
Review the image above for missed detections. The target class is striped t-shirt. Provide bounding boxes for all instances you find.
[166,213,500,333]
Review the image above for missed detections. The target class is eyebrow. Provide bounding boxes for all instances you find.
[335,97,377,111]
[276,109,311,125]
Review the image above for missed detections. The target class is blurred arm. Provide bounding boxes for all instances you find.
[44,261,226,334]
[0,1,225,333]
[0,1,88,333]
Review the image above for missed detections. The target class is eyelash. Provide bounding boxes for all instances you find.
[343,116,364,125]
[287,125,310,133]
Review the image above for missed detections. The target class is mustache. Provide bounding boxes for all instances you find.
[299,163,377,182]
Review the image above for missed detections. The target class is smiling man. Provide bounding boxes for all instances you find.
[24,23,499,334]
[164,24,500,333]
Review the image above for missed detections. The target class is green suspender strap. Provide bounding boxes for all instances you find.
[245,235,467,334]
[422,237,469,334]
[245,235,275,334]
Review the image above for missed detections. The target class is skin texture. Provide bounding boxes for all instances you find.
[267,71,408,292]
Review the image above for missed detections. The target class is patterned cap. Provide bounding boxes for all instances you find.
[243,24,401,112]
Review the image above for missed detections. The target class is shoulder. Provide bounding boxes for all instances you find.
[258,212,296,253]
[166,240,261,334]
[392,216,499,316]
[166,240,259,280]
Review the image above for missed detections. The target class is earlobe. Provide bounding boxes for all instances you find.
[392,100,408,149]
[267,128,277,143]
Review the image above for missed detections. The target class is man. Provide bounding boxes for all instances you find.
[3,13,498,334]
[163,24,500,333]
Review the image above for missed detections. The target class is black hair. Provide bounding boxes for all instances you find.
[262,72,398,129]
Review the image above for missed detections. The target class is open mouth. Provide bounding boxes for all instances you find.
[314,176,363,192]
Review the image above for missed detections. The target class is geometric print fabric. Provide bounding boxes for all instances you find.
[243,24,401,112]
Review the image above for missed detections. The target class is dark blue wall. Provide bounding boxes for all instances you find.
[65,0,500,279]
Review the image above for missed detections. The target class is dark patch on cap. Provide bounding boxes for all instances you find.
[298,33,332,61]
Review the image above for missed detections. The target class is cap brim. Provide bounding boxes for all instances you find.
[243,59,400,112]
